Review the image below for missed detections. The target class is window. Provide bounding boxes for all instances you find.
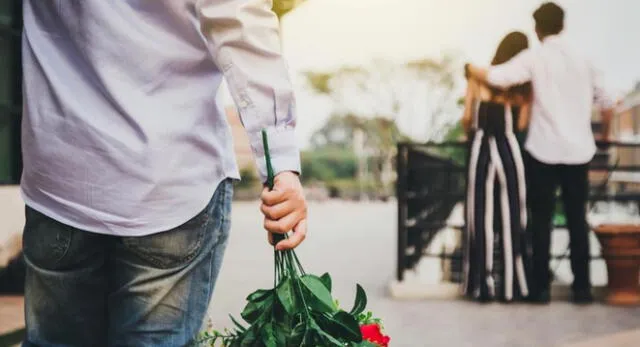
[0,0,21,185]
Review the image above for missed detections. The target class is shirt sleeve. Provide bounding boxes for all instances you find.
[486,49,534,89]
[589,62,615,109]
[196,0,300,182]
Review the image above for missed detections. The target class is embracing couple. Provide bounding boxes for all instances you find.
[461,2,616,305]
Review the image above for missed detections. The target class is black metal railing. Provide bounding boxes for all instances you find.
[396,141,640,281]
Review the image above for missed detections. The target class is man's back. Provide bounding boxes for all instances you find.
[21,0,298,236]
[487,35,613,165]
[526,36,602,164]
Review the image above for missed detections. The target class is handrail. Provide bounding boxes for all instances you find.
[397,141,640,281]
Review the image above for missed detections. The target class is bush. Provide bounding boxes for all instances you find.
[236,166,259,189]
[300,148,357,183]
[324,179,392,200]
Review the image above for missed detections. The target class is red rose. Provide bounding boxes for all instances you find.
[360,324,390,346]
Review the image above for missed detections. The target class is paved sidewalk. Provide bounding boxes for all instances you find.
[207,201,640,347]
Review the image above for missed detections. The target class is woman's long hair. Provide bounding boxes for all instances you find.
[489,31,532,101]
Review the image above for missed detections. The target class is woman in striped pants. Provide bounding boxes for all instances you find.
[462,32,533,302]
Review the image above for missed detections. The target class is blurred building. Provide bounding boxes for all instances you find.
[610,82,640,192]
[613,82,640,142]
[590,108,610,186]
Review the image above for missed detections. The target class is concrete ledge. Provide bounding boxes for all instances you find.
[389,279,607,301]
[389,280,461,300]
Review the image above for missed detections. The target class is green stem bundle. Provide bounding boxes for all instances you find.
[196,130,380,347]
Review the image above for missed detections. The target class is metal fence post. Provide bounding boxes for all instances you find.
[396,143,408,281]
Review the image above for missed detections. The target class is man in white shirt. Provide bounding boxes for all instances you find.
[467,2,615,304]
[21,1,307,345]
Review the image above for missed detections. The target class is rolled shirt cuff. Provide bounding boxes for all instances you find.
[248,126,301,182]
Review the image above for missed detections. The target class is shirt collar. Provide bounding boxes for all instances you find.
[542,34,562,45]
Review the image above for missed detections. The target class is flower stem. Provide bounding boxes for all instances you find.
[292,250,305,276]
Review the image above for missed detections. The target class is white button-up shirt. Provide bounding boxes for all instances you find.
[487,35,614,165]
[21,0,300,236]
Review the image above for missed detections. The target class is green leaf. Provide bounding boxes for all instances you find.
[301,274,337,313]
[349,284,368,316]
[320,272,332,292]
[260,323,278,347]
[246,288,272,303]
[352,341,380,347]
[240,292,273,324]
[330,311,363,342]
[270,295,288,322]
[357,310,382,326]
[309,318,343,346]
[270,322,290,346]
[276,278,300,315]
[229,314,247,333]
[289,321,307,346]
[238,327,258,347]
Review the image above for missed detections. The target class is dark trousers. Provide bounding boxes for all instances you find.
[525,152,591,293]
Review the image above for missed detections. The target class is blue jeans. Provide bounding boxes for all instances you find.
[22,179,233,347]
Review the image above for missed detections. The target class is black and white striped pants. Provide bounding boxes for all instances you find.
[463,130,531,302]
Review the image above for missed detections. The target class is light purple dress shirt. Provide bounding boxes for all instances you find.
[20,0,300,236]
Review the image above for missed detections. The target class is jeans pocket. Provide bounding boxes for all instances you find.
[122,180,233,269]
[22,207,72,269]
[122,209,210,269]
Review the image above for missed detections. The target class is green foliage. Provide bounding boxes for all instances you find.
[305,113,405,198]
[305,72,332,94]
[196,254,382,346]
[236,167,259,189]
[301,56,462,200]
[349,285,367,316]
[553,191,567,225]
[324,179,387,200]
[438,121,468,166]
[301,148,357,183]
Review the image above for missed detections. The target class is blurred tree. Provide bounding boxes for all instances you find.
[406,55,460,141]
[440,121,467,166]
[308,113,408,191]
[304,57,460,193]
[305,56,461,143]
[301,148,357,183]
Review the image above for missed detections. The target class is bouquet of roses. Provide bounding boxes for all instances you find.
[197,131,389,347]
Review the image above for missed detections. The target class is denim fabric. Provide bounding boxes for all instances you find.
[21,179,233,347]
